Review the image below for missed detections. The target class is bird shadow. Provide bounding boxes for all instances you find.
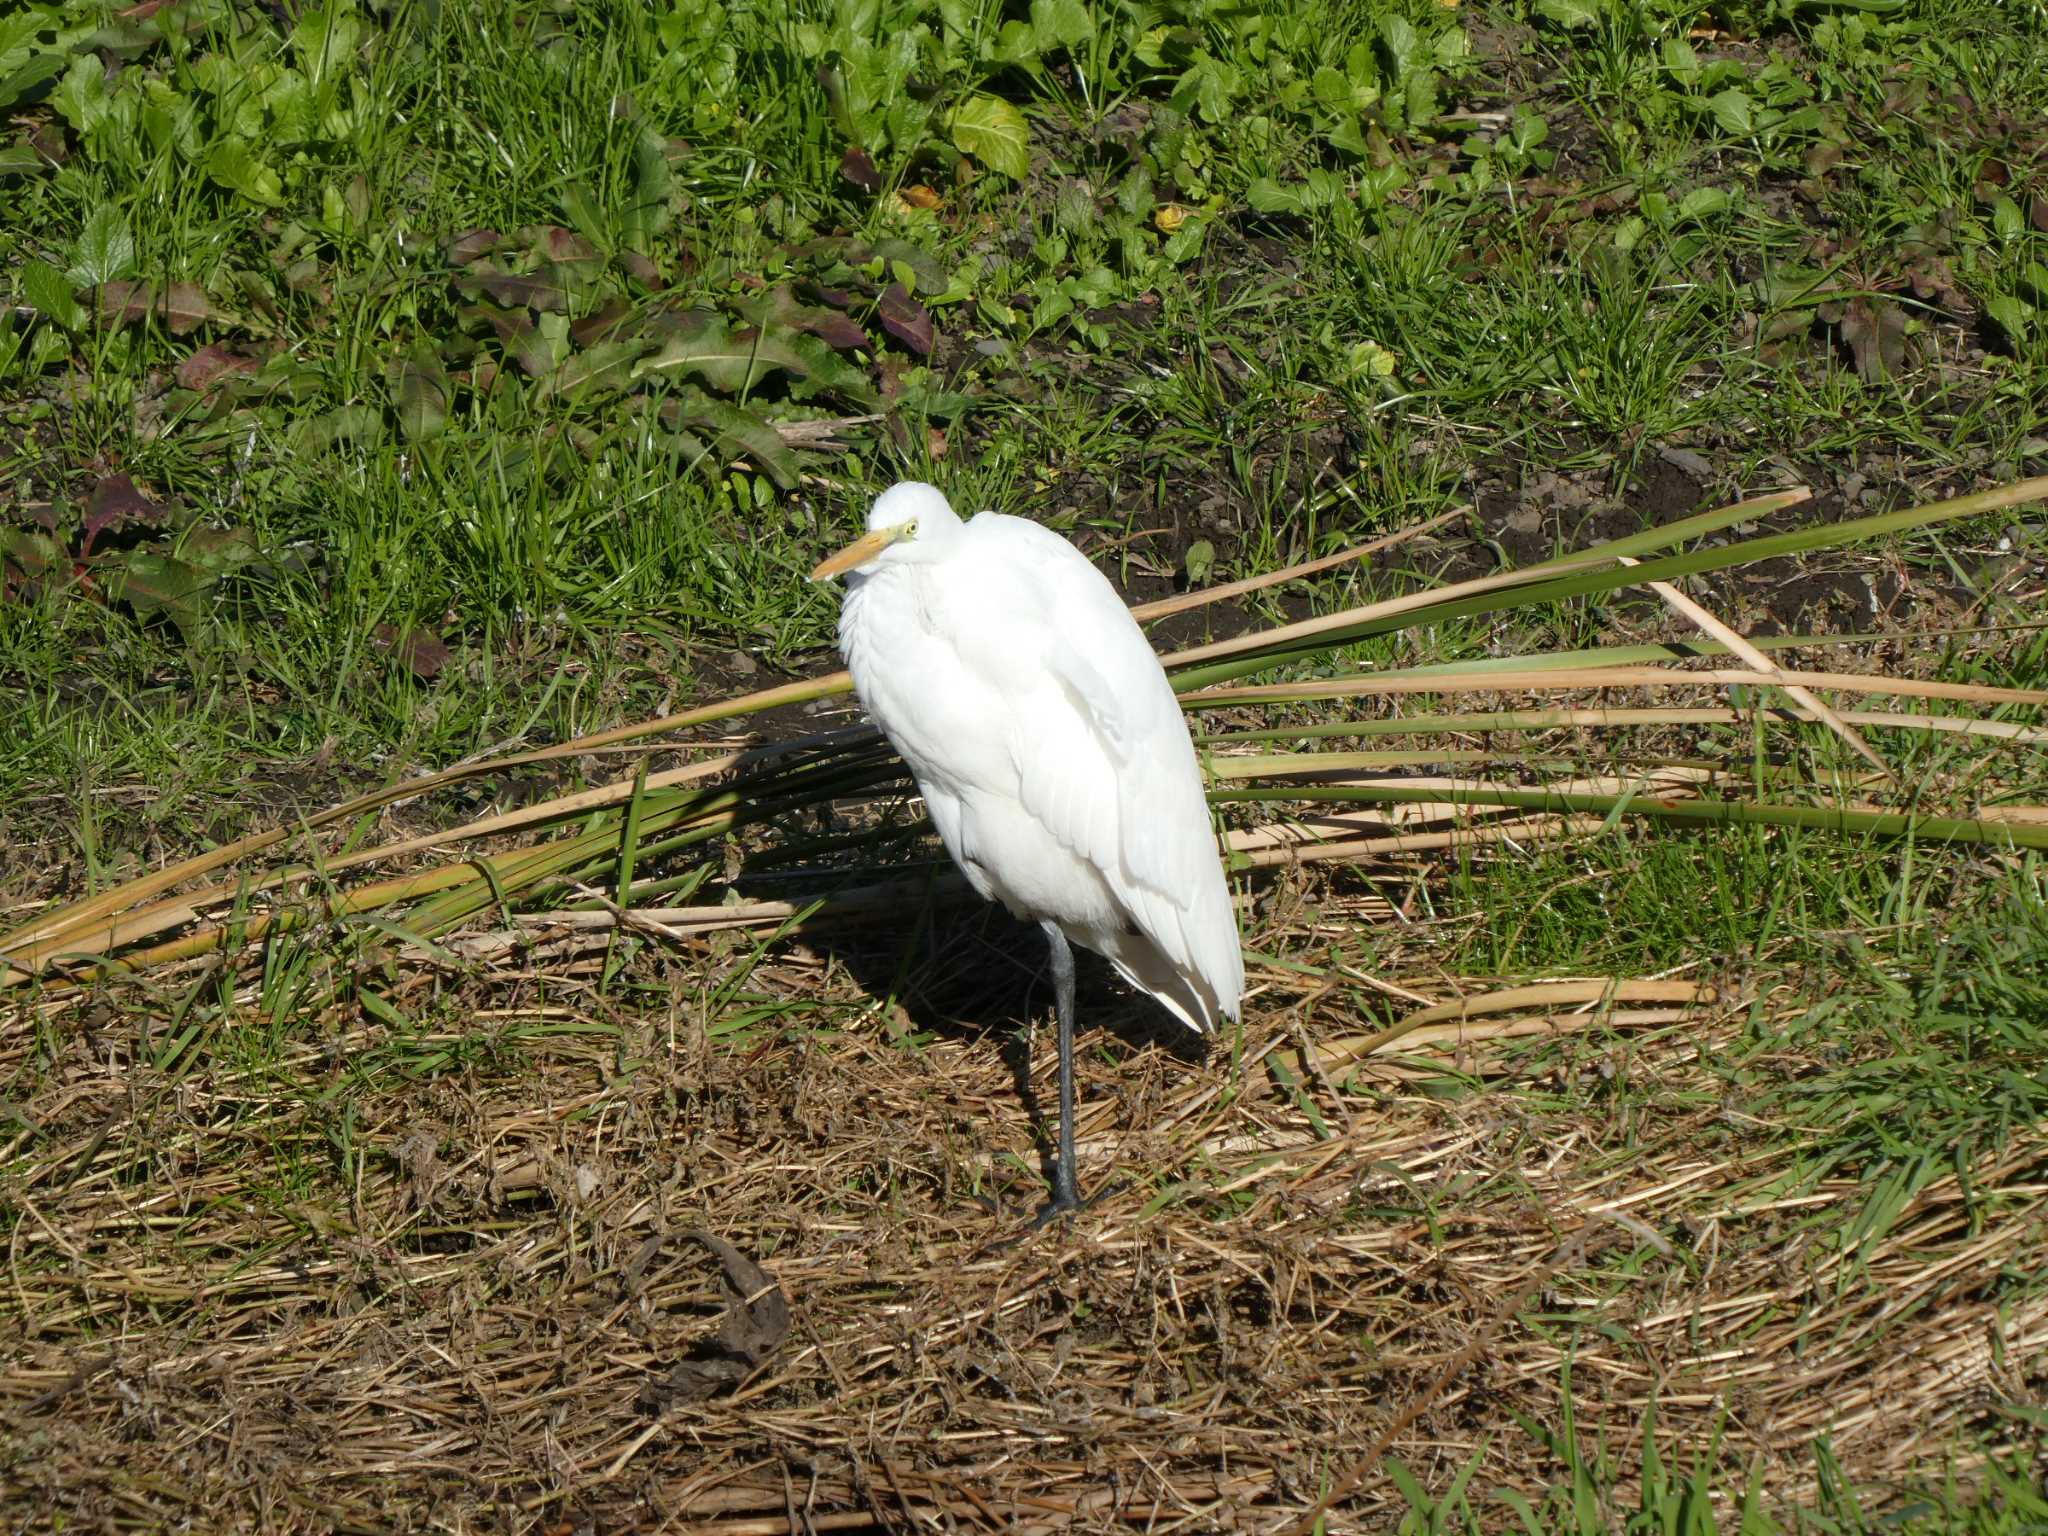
[776,877,1210,1215]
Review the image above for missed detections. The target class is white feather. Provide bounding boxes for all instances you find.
[833,485,1243,1035]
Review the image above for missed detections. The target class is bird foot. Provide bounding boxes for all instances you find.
[1031,1177,1124,1230]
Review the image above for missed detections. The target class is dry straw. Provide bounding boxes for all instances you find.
[3,475,2046,1529]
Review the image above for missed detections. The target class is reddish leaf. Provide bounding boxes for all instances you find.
[620,249,664,289]
[371,623,451,679]
[98,280,217,333]
[176,343,259,393]
[2,528,63,589]
[161,283,213,334]
[85,474,166,547]
[538,226,602,264]
[799,309,869,351]
[571,297,635,347]
[457,266,570,312]
[741,284,869,351]
[1906,257,1964,311]
[804,282,859,310]
[448,228,502,265]
[1839,297,1908,382]
[98,280,153,325]
[28,121,67,164]
[458,303,530,344]
[839,146,881,194]
[876,283,933,355]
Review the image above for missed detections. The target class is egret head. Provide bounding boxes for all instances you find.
[809,482,961,581]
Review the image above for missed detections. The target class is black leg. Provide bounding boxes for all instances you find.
[1035,921,1082,1224]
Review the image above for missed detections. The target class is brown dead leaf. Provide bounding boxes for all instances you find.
[839,146,881,194]
[1837,297,1909,382]
[876,282,933,355]
[899,183,942,210]
[176,344,259,394]
[447,228,501,265]
[619,249,663,289]
[637,1230,789,1410]
[97,281,217,334]
[1906,257,1965,312]
[538,226,601,265]
[27,120,67,164]
[84,475,167,545]
[370,624,451,679]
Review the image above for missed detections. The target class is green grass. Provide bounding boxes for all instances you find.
[3,0,2046,1528]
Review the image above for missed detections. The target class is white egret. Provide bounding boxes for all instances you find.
[810,482,1243,1220]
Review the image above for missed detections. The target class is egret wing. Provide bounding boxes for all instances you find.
[945,516,1235,1017]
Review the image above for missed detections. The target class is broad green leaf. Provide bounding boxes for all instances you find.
[1708,87,1756,136]
[678,400,800,488]
[1029,0,1093,51]
[68,204,135,287]
[1992,196,2023,243]
[948,94,1030,179]
[141,82,204,161]
[0,9,62,77]
[0,143,44,176]
[558,180,610,253]
[179,526,260,575]
[21,258,85,330]
[1535,0,1604,27]
[1174,52,1238,122]
[395,342,451,442]
[50,51,108,133]
[1311,64,1376,115]
[1,526,63,580]
[634,315,816,394]
[782,332,877,406]
[541,337,651,402]
[297,402,385,450]
[102,550,208,639]
[206,140,286,206]
[289,3,363,88]
[625,128,675,248]
[1380,15,1424,69]
[1984,293,2030,342]
[1403,65,1438,127]
[0,49,67,114]
[871,238,948,296]
[1676,186,1731,222]
[991,18,1039,66]
[1247,179,1308,215]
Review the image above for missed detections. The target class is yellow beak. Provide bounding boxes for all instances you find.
[809,525,907,582]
